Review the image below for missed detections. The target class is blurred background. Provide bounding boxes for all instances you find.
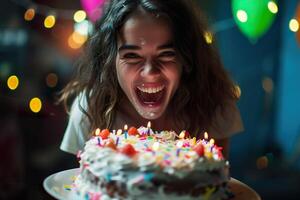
[0,0,300,199]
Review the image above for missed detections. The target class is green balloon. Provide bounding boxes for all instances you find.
[232,0,277,41]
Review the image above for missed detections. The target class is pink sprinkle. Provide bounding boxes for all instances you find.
[91,192,101,200]
[164,160,171,165]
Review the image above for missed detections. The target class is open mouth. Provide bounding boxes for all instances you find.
[135,85,165,107]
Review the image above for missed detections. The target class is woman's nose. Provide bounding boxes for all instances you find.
[140,60,161,78]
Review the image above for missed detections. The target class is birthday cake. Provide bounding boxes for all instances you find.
[74,125,232,200]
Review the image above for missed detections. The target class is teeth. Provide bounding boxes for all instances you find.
[137,85,164,94]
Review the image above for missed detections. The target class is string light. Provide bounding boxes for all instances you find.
[68,32,88,49]
[268,1,278,14]
[29,97,42,113]
[7,75,19,90]
[74,10,87,23]
[236,10,248,23]
[24,8,35,21]
[262,77,273,93]
[289,19,299,32]
[256,156,268,169]
[44,14,56,28]
[46,73,58,88]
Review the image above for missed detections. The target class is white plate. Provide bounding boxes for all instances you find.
[43,168,81,200]
[43,169,261,200]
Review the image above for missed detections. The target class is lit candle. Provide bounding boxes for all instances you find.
[95,128,101,136]
[179,131,186,139]
[147,121,151,136]
[124,124,128,139]
[204,132,208,140]
[117,129,123,136]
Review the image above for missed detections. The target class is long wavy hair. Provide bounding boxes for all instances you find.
[60,0,238,137]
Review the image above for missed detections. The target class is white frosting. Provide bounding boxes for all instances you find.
[74,127,231,200]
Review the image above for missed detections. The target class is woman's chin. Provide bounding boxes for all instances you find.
[134,101,167,120]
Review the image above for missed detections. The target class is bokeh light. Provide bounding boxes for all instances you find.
[46,73,58,88]
[256,156,269,169]
[204,31,213,44]
[24,8,35,21]
[236,10,248,23]
[7,75,19,90]
[44,15,56,28]
[262,77,274,93]
[234,85,242,99]
[29,97,42,113]
[68,32,88,49]
[74,10,87,23]
[268,1,278,14]
[289,19,299,32]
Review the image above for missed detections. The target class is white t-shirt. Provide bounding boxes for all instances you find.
[60,93,90,154]
[60,95,244,155]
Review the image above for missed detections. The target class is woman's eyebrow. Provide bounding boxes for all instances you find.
[118,43,174,52]
[118,44,141,52]
[158,43,174,49]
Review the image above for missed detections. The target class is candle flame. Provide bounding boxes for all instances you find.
[204,132,208,140]
[117,129,123,136]
[147,121,151,128]
[179,131,186,139]
[124,124,128,130]
[95,128,100,136]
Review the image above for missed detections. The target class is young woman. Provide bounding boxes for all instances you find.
[60,0,243,158]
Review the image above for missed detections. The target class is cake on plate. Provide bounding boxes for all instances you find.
[74,125,232,200]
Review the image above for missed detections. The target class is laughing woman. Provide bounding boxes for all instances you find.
[60,0,243,158]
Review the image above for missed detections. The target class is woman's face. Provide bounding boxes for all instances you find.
[116,9,182,120]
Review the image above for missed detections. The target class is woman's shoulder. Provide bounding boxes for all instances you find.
[69,92,89,123]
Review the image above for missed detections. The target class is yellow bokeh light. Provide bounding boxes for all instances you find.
[256,156,269,170]
[29,97,42,113]
[204,31,213,44]
[289,19,299,32]
[44,15,56,29]
[234,85,241,99]
[24,8,35,21]
[68,32,88,49]
[268,1,278,14]
[7,75,19,90]
[262,77,273,93]
[237,10,248,23]
[46,73,58,88]
[74,10,86,23]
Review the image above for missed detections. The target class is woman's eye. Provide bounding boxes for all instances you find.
[158,51,176,61]
[123,53,141,59]
[160,51,176,57]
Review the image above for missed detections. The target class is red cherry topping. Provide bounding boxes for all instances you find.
[105,139,117,150]
[193,143,204,156]
[100,129,110,139]
[128,127,139,135]
[120,144,136,157]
